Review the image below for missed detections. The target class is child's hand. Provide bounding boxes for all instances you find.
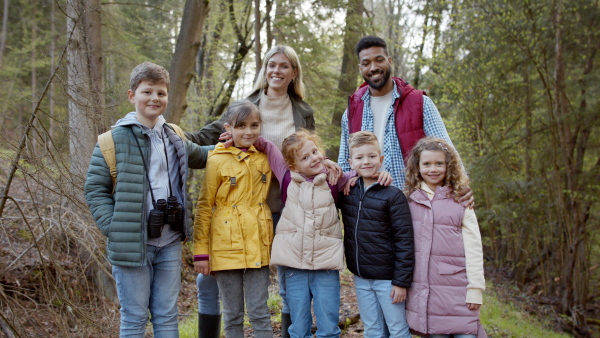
[458,186,475,209]
[219,131,233,148]
[373,171,392,186]
[194,261,211,275]
[467,303,481,311]
[323,159,343,185]
[343,176,359,195]
[390,286,406,304]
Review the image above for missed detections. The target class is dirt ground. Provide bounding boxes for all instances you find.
[178,246,366,337]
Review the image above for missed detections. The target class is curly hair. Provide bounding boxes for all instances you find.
[281,129,323,171]
[404,137,469,201]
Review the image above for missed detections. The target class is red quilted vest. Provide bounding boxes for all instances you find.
[347,77,426,161]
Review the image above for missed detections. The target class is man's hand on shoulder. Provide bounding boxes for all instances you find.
[458,186,475,209]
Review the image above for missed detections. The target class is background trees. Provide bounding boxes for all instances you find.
[0,0,597,336]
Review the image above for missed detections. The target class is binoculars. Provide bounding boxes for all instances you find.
[147,196,184,238]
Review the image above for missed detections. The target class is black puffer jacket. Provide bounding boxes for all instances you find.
[338,178,414,288]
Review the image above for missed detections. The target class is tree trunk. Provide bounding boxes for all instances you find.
[328,0,363,159]
[49,0,55,152]
[164,0,210,124]
[265,0,273,49]
[30,11,37,156]
[254,0,262,82]
[412,0,431,89]
[0,0,8,66]
[66,0,104,186]
[273,0,286,45]
[207,0,254,118]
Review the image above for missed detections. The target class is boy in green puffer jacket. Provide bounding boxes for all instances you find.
[84,61,214,337]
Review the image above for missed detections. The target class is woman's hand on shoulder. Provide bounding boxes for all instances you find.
[219,130,233,148]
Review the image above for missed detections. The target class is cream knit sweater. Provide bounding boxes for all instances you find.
[258,91,295,149]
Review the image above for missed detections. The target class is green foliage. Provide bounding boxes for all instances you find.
[482,285,572,337]
[425,0,599,326]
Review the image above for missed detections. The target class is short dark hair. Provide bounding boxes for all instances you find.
[355,36,388,57]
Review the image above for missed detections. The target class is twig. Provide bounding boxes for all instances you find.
[5,223,57,271]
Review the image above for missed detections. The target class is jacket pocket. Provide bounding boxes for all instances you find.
[259,209,274,246]
[211,213,242,250]
[437,261,466,275]
[253,161,271,187]
[218,167,245,202]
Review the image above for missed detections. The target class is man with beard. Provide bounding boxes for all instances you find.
[338,35,458,190]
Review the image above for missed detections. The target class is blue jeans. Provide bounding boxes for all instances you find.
[429,335,476,338]
[271,212,290,314]
[285,268,341,338]
[112,241,182,338]
[196,273,220,315]
[354,276,410,338]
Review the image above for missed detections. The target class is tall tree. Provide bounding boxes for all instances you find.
[66,0,104,183]
[328,0,364,158]
[253,0,262,81]
[163,0,210,124]
[0,0,7,66]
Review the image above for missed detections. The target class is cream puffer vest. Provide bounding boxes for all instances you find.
[270,172,344,270]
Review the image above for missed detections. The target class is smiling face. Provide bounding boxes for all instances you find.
[128,80,168,128]
[265,52,298,97]
[224,111,261,148]
[349,143,384,185]
[358,46,393,96]
[419,150,447,191]
[291,140,324,178]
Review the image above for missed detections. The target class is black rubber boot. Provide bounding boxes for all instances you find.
[198,313,222,338]
[281,312,291,338]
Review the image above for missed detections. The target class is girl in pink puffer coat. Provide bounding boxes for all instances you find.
[404,137,487,338]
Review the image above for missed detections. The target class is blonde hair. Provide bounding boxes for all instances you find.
[404,137,469,201]
[281,129,323,170]
[130,61,170,92]
[348,131,381,155]
[252,45,306,99]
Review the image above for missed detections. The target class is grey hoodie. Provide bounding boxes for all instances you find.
[114,112,182,247]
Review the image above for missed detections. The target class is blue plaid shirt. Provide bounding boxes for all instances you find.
[338,82,454,189]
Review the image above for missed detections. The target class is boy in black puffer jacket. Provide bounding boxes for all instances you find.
[338,131,414,338]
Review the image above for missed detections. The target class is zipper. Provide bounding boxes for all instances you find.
[141,130,150,263]
[353,179,377,278]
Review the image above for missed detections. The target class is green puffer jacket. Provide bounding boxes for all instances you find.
[84,124,212,267]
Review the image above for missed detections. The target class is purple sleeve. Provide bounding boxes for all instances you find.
[336,170,356,189]
[253,136,289,184]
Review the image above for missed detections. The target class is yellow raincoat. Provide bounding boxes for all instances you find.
[193,143,273,271]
